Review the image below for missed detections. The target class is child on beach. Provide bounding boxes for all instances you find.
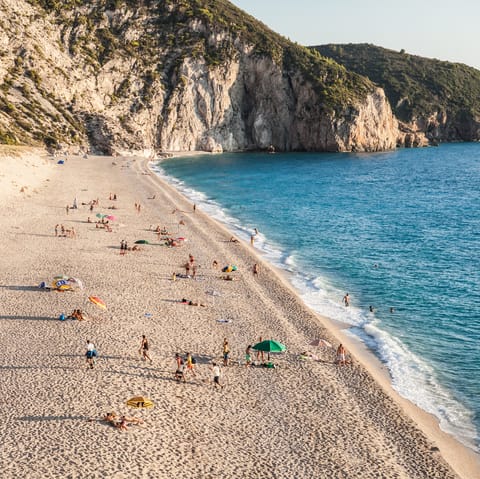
[86,340,97,369]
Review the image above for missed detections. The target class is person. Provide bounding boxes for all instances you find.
[85,340,97,369]
[245,345,252,367]
[256,337,265,363]
[343,293,350,307]
[192,264,197,279]
[336,344,347,366]
[193,203,196,212]
[223,338,230,366]
[212,362,223,389]
[66,205,69,215]
[139,335,153,364]
[102,412,117,424]
[390,307,395,313]
[254,228,259,235]
[55,224,59,236]
[185,352,196,377]
[369,305,374,313]
[116,416,129,431]
[253,263,259,276]
[175,353,186,382]
[229,236,239,243]
[250,235,255,246]
[212,260,218,268]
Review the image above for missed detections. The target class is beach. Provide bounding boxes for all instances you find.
[0,147,478,479]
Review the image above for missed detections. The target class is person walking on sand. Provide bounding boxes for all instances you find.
[139,335,153,364]
[66,204,69,215]
[86,340,97,369]
[55,224,59,236]
[223,338,230,366]
[343,293,350,307]
[212,362,223,389]
[174,353,186,382]
[185,352,196,377]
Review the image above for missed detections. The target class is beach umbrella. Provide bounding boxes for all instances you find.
[96,213,107,219]
[252,339,286,361]
[52,279,72,291]
[135,239,149,244]
[88,296,106,310]
[126,396,154,408]
[52,276,83,291]
[309,339,333,348]
[106,215,116,221]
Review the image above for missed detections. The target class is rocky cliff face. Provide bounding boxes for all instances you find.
[160,56,398,153]
[0,0,399,154]
[314,43,480,146]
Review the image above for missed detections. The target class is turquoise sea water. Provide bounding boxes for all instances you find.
[154,144,480,452]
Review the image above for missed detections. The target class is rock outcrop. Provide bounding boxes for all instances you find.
[314,43,480,146]
[0,0,399,153]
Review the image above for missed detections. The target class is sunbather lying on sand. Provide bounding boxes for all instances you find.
[115,415,144,431]
[181,298,207,307]
[221,275,236,281]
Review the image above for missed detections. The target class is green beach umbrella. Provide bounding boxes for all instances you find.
[252,339,286,361]
[134,239,149,244]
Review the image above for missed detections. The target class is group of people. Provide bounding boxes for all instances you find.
[54,224,76,238]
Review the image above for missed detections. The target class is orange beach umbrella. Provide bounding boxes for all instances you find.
[88,296,106,310]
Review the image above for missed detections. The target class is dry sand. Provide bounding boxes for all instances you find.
[0,148,478,479]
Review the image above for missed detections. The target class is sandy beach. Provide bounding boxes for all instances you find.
[0,147,478,479]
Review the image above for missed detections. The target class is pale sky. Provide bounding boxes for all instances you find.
[229,0,480,70]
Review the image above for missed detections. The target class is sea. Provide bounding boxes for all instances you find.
[153,143,480,452]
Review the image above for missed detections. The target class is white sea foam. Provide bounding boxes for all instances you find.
[151,161,479,452]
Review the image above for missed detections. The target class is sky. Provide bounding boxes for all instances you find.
[229,0,480,70]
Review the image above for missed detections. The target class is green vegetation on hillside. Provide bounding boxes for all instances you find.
[313,43,480,124]
[26,0,374,112]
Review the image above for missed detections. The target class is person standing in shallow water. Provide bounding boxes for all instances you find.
[343,293,350,307]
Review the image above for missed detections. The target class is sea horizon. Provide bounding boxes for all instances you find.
[154,143,480,452]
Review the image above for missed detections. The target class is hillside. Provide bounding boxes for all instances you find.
[0,0,398,153]
[313,43,480,144]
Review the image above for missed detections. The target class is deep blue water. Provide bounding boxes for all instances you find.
[154,144,480,451]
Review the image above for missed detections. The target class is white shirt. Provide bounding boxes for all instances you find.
[213,365,220,377]
[86,342,95,352]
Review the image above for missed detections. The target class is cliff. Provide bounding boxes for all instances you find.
[313,44,480,146]
[0,0,398,153]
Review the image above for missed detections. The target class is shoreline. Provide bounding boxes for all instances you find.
[151,151,480,478]
[0,147,477,478]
